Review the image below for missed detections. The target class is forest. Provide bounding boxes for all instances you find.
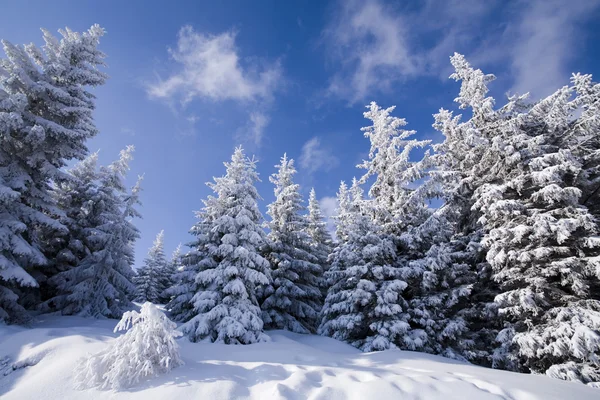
[1,23,599,390]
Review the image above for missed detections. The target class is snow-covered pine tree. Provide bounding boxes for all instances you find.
[261,155,324,334]
[470,77,600,385]
[159,244,181,304]
[569,73,600,220]
[181,146,271,344]
[165,244,199,323]
[134,231,167,304]
[39,152,100,312]
[0,25,107,324]
[43,147,141,318]
[419,53,510,365]
[319,179,421,351]
[306,188,333,279]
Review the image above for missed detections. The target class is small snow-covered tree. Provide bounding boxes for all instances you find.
[181,146,271,344]
[134,231,167,304]
[0,25,107,324]
[261,155,324,333]
[319,179,422,351]
[75,302,183,390]
[43,147,141,318]
[306,188,333,280]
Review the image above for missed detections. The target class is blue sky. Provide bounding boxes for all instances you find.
[1,0,599,266]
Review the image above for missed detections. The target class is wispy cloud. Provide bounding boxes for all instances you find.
[148,26,282,145]
[236,111,270,147]
[323,0,418,103]
[120,127,136,137]
[506,0,600,98]
[299,137,339,174]
[322,0,599,102]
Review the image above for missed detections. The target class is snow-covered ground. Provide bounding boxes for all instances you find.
[1,314,597,400]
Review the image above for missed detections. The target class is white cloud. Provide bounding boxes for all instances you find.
[323,0,599,102]
[319,195,338,238]
[148,26,281,103]
[148,26,282,145]
[299,137,339,174]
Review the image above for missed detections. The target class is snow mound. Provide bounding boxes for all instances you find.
[0,315,598,399]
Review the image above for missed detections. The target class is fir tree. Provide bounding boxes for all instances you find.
[261,155,324,333]
[0,25,107,323]
[319,179,422,351]
[134,231,167,304]
[42,147,141,318]
[306,188,333,278]
[181,147,271,344]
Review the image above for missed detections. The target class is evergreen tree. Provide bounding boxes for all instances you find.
[181,147,271,344]
[160,244,181,304]
[0,25,107,324]
[134,231,167,304]
[306,188,333,278]
[421,53,509,365]
[166,244,198,323]
[42,147,141,318]
[261,155,324,333]
[319,179,422,351]
[471,80,600,384]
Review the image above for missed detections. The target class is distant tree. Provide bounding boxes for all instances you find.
[306,188,333,292]
[134,231,167,304]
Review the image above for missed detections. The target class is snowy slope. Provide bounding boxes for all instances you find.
[0,315,597,400]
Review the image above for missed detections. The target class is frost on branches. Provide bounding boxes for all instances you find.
[261,154,324,333]
[180,147,271,344]
[0,25,107,324]
[75,302,183,390]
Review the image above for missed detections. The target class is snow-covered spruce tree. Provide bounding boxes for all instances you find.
[468,76,600,384]
[568,73,600,220]
[181,146,271,344]
[0,25,107,324]
[165,245,199,323]
[418,53,513,365]
[306,188,333,279]
[358,102,445,352]
[43,147,141,318]
[39,152,100,312]
[160,243,181,304]
[261,155,324,333]
[134,231,167,304]
[75,302,183,390]
[319,179,422,351]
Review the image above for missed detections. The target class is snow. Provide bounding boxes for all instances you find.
[1,313,598,399]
